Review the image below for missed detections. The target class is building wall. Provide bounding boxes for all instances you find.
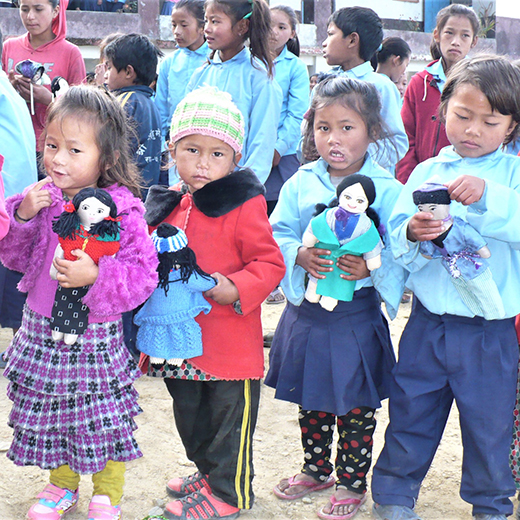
[335,0,422,21]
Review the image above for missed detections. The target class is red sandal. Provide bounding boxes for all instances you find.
[164,488,240,520]
[166,471,210,498]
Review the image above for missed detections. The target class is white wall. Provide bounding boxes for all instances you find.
[334,0,422,21]
[496,0,520,18]
[271,0,301,13]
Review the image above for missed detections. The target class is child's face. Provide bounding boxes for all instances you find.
[204,3,246,60]
[19,0,58,39]
[338,182,368,214]
[44,117,102,199]
[322,22,357,69]
[270,10,295,57]
[445,83,516,159]
[434,15,477,70]
[172,7,205,50]
[104,59,134,91]
[395,72,407,98]
[314,102,371,177]
[77,196,111,229]
[309,75,318,91]
[170,134,242,193]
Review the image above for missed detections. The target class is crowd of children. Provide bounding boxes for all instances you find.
[2,2,520,520]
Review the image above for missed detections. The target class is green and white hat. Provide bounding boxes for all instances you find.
[170,86,245,153]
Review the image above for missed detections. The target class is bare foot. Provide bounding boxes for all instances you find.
[275,473,322,497]
[321,486,365,517]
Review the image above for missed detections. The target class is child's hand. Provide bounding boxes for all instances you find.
[204,272,240,306]
[16,177,53,222]
[272,150,281,167]
[446,175,485,205]
[53,250,99,288]
[336,254,370,280]
[407,212,445,242]
[296,246,333,279]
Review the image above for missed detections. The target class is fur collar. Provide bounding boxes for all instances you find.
[145,169,265,226]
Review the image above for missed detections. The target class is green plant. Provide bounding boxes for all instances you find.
[478,1,496,38]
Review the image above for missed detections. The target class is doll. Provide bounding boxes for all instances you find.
[134,223,216,369]
[15,59,51,115]
[413,180,505,319]
[303,174,383,312]
[50,187,122,345]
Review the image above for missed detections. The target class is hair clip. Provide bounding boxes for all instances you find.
[105,215,123,222]
[64,202,75,213]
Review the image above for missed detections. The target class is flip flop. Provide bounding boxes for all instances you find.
[273,474,335,500]
[317,493,367,520]
[266,287,285,304]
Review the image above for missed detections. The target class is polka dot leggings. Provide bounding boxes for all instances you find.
[299,406,376,494]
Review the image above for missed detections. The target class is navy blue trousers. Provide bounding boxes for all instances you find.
[372,299,518,516]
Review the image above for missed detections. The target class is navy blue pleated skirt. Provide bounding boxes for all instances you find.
[264,287,395,416]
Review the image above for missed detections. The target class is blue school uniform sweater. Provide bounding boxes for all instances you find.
[273,46,309,157]
[330,61,408,173]
[390,145,520,318]
[186,47,283,184]
[270,155,406,318]
[155,42,209,141]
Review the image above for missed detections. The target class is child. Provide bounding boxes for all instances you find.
[105,33,163,198]
[371,55,520,520]
[93,33,123,87]
[185,0,283,185]
[2,0,86,177]
[143,86,285,519]
[321,6,408,173]
[371,37,411,85]
[155,0,209,142]
[266,76,404,520]
[0,85,158,520]
[309,72,319,92]
[397,4,479,184]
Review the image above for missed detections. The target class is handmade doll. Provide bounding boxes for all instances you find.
[413,180,505,319]
[303,173,383,311]
[134,223,216,368]
[15,59,51,115]
[50,187,122,345]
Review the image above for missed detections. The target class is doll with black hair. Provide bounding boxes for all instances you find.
[413,180,505,320]
[134,223,216,369]
[302,174,384,312]
[50,187,122,345]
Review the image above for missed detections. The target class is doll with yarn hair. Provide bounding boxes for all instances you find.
[303,174,384,312]
[50,187,122,345]
[135,223,216,369]
[413,180,505,320]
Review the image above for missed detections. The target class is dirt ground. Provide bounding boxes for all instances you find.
[0,299,517,520]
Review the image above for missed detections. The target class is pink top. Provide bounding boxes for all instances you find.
[0,156,9,240]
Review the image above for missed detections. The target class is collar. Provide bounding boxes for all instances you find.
[425,59,447,91]
[180,41,209,57]
[145,168,265,225]
[209,47,249,65]
[330,61,373,78]
[434,145,505,165]
[274,45,290,64]
[114,85,155,97]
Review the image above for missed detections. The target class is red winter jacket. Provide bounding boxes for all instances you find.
[396,61,451,184]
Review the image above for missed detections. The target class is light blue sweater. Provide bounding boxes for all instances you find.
[389,145,520,318]
[186,47,283,184]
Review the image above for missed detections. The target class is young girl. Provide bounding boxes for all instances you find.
[155,0,209,142]
[2,0,86,177]
[266,76,404,520]
[185,0,282,185]
[0,85,158,520]
[321,6,408,173]
[142,86,285,520]
[93,33,123,87]
[371,37,411,85]
[397,4,479,184]
[372,55,520,520]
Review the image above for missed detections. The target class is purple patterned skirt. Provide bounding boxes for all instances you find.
[3,305,143,474]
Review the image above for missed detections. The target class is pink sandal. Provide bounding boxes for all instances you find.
[88,495,121,520]
[273,474,335,500]
[317,492,367,520]
[27,484,79,520]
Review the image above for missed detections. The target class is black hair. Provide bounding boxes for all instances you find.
[302,75,387,162]
[271,4,300,57]
[52,187,123,240]
[430,4,479,61]
[174,0,205,27]
[104,33,164,87]
[205,0,274,77]
[412,187,451,206]
[329,7,383,62]
[370,36,411,71]
[155,224,214,295]
[440,54,520,146]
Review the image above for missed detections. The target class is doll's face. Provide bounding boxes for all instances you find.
[417,202,450,220]
[338,182,368,214]
[77,196,111,229]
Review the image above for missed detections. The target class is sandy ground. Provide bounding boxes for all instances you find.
[0,299,517,520]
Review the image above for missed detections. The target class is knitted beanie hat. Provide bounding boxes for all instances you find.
[412,181,451,206]
[169,87,245,153]
[152,224,188,254]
